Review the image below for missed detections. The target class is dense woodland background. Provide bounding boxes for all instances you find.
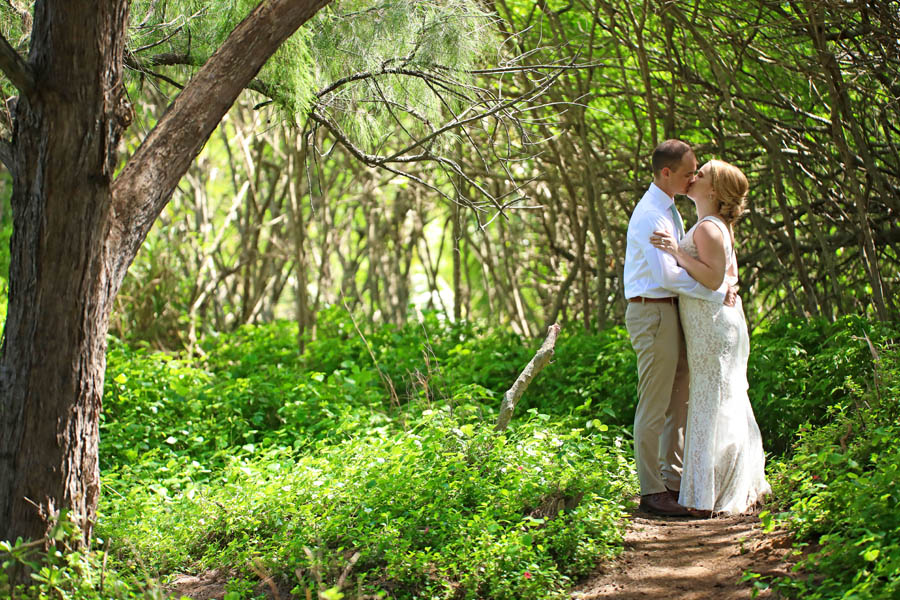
[1,1,899,599]
[2,0,894,349]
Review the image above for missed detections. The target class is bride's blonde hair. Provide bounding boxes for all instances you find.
[708,160,749,225]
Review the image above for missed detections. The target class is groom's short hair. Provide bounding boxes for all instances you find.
[652,139,693,176]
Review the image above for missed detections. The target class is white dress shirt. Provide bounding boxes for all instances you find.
[624,183,727,303]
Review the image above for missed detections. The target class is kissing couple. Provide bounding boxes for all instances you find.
[624,139,771,518]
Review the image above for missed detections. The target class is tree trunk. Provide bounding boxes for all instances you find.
[452,196,462,322]
[0,0,130,544]
[0,0,332,544]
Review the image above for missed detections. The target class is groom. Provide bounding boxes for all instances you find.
[624,139,735,517]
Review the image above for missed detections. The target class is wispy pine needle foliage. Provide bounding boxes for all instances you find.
[309,0,497,152]
[120,0,497,142]
[125,0,316,113]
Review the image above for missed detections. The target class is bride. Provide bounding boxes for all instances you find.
[649,159,771,516]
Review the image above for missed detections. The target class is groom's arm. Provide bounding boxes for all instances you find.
[637,211,728,303]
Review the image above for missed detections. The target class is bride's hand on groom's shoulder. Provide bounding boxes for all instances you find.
[650,229,679,258]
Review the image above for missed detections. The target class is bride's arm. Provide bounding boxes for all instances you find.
[650,221,726,291]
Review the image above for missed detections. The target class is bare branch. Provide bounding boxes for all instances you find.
[124,53,186,90]
[0,137,13,173]
[0,32,34,96]
[126,51,193,68]
[384,64,568,162]
[495,323,561,431]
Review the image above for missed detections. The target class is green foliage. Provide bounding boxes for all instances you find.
[0,511,177,600]
[102,321,391,472]
[753,333,900,599]
[0,216,9,327]
[100,410,632,600]
[747,315,900,454]
[126,0,316,112]
[125,0,495,126]
[109,228,206,349]
[308,0,495,148]
[15,308,900,598]
[526,327,637,427]
[101,309,632,473]
[95,312,637,598]
[0,173,11,327]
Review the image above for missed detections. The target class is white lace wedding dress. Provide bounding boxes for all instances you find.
[677,216,771,514]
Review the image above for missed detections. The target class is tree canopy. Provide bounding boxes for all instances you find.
[93,0,900,350]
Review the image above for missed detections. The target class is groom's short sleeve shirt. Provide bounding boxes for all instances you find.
[624,183,727,303]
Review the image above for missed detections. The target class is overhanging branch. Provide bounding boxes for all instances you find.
[111,0,334,291]
[304,58,569,216]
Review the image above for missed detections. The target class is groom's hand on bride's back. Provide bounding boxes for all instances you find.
[724,285,737,307]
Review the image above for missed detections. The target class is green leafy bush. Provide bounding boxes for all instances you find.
[93,315,639,599]
[102,313,636,475]
[0,511,175,600]
[22,311,899,599]
[747,315,900,454]
[525,327,637,427]
[102,321,397,472]
[100,410,634,600]
[756,333,900,599]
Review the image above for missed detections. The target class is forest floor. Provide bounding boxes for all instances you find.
[170,501,800,600]
[570,500,798,600]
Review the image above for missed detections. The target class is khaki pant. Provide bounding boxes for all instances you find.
[625,301,689,496]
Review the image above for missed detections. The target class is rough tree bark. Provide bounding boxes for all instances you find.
[0,0,332,544]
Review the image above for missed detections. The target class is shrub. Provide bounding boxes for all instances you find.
[0,511,175,600]
[101,314,637,474]
[755,333,900,599]
[99,410,635,600]
[525,327,637,427]
[747,315,900,454]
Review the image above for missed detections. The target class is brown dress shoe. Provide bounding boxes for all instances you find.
[666,487,680,502]
[639,491,692,517]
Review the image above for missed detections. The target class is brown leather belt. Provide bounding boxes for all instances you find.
[628,296,678,304]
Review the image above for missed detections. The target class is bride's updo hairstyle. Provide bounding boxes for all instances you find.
[708,159,749,225]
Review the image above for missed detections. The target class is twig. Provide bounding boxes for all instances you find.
[0,537,46,555]
[99,538,109,593]
[862,331,882,405]
[336,551,361,590]
[340,294,401,408]
[302,546,324,589]
[250,557,281,600]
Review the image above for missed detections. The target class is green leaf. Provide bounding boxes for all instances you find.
[862,548,880,561]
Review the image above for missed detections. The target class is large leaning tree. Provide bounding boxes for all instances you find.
[0,0,337,543]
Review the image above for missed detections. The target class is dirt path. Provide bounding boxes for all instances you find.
[571,506,796,600]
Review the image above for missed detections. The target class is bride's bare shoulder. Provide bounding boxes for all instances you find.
[693,220,725,244]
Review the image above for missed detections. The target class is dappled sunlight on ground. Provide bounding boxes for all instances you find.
[571,501,796,600]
